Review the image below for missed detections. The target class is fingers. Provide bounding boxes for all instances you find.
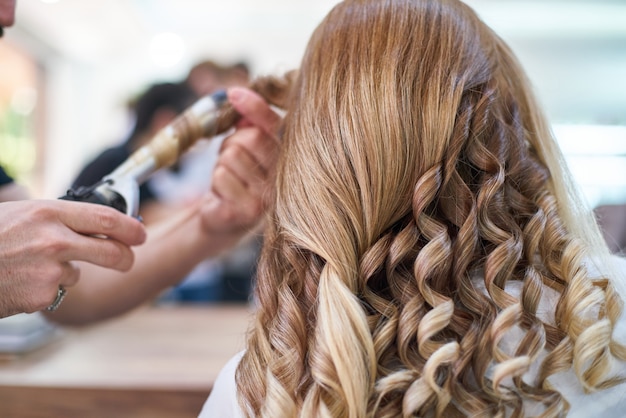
[58,262,80,288]
[217,139,268,196]
[211,164,262,212]
[213,89,281,202]
[0,200,144,317]
[55,200,147,246]
[27,262,79,313]
[220,127,278,179]
[199,88,281,235]
[227,87,282,140]
[25,200,143,271]
[61,233,137,272]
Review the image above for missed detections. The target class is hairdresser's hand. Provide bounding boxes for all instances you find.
[0,200,146,318]
[199,87,281,237]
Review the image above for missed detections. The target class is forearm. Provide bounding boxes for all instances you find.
[45,203,249,326]
[45,88,278,326]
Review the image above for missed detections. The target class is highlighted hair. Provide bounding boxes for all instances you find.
[238,0,626,416]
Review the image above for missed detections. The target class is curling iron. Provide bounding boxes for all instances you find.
[60,90,230,218]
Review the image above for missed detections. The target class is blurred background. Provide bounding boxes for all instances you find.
[1,0,625,207]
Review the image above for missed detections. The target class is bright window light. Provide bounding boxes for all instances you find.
[553,124,626,207]
[149,32,185,68]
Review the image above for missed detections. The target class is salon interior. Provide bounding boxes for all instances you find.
[0,0,625,416]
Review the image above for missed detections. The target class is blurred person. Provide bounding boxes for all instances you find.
[201,0,626,417]
[185,59,228,97]
[224,62,251,90]
[0,0,147,318]
[185,59,251,97]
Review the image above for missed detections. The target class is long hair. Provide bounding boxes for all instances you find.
[238,0,626,416]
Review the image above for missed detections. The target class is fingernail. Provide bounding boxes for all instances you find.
[228,88,245,104]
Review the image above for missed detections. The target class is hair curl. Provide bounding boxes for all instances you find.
[235,0,626,416]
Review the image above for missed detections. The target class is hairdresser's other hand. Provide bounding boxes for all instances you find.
[199,87,281,237]
[0,200,146,318]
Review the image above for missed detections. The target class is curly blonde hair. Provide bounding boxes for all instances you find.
[236,0,626,416]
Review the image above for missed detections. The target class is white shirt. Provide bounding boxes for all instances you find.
[199,256,626,417]
[199,350,245,417]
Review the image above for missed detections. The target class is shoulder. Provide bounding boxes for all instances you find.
[608,255,626,345]
[470,257,626,415]
[551,372,626,417]
[198,351,245,418]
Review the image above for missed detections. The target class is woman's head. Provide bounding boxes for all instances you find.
[239,0,624,416]
[278,0,573,260]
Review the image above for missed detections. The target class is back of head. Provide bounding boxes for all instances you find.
[239,0,625,416]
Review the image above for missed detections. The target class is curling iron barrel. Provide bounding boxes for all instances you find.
[61,90,229,217]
